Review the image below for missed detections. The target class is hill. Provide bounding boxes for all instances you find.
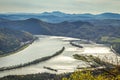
[0,18,120,41]
[0,28,34,55]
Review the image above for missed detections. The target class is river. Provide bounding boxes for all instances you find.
[0,35,118,78]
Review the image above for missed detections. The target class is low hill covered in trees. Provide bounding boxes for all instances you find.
[0,28,34,55]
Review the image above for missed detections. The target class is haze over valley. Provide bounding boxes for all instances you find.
[0,0,120,79]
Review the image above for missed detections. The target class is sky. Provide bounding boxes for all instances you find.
[0,0,120,14]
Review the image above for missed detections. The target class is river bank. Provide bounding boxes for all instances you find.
[0,37,37,57]
[0,35,118,78]
[0,47,65,72]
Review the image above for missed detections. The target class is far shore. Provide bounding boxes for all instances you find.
[0,37,38,57]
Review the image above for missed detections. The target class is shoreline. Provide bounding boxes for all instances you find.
[0,37,37,57]
[0,47,65,72]
[70,41,83,48]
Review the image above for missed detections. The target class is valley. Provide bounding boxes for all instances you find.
[0,35,119,78]
[0,0,120,79]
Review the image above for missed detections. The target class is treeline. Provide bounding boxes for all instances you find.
[70,41,83,48]
[0,47,65,72]
[0,72,71,80]
[112,43,120,54]
[43,66,58,72]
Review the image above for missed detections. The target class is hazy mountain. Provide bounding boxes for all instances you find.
[0,18,10,22]
[41,11,69,17]
[0,11,120,23]
[0,18,120,41]
[0,18,52,34]
[96,13,120,19]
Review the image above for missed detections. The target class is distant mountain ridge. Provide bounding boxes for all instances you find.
[0,11,120,23]
[0,18,120,41]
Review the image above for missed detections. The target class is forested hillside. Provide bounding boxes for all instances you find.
[0,28,34,55]
[0,18,120,41]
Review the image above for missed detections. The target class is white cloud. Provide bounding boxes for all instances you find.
[0,0,119,14]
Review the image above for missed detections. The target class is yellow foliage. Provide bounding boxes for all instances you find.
[62,70,120,80]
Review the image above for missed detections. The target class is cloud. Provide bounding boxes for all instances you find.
[0,0,119,13]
